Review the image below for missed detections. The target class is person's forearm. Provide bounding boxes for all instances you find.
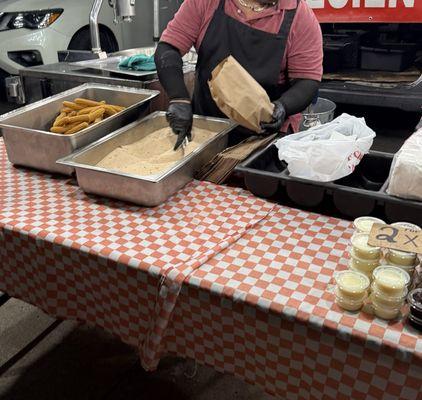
[279,79,320,116]
[154,41,190,101]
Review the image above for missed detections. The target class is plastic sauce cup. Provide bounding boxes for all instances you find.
[348,263,372,280]
[391,222,421,232]
[335,288,367,312]
[408,288,422,321]
[372,302,401,320]
[353,217,386,234]
[351,233,381,260]
[370,283,408,308]
[350,249,380,273]
[372,266,410,296]
[386,249,417,267]
[408,314,422,332]
[335,270,370,300]
[380,258,417,277]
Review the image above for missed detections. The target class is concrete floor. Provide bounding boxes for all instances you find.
[0,298,274,400]
[0,101,420,399]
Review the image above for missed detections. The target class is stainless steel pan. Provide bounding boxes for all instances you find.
[0,83,159,175]
[57,112,236,206]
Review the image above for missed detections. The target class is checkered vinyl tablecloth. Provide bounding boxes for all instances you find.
[169,208,422,399]
[0,139,421,400]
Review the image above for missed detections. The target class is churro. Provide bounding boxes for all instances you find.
[49,98,126,135]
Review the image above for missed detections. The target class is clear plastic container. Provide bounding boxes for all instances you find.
[335,270,370,301]
[395,266,415,284]
[391,222,421,232]
[380,257,417,273]
[351,233,381,260]
[408,288,422,320]
[372,266,410,296]
[350,249,380,274]
[348,263,372,280]
[335,288,367,311]
[386,249,417,267]
[370,283,407,308]
[408,314,422,331]
[353,217,385,234]
[372,302,401,320]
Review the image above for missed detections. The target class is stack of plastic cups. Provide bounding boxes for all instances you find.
[350,233,382,279]
[385,222,421,287]
[385,249,419,286]
[334,270,370,312]
[371,266,410,320]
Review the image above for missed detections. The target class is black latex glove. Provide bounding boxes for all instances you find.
[166,101,193,150]
[260,100,286,134]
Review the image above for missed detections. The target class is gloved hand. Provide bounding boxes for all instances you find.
[260,100,286,134]
[166,100,193,150]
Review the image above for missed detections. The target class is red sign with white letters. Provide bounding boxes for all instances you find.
[307,0,422,23]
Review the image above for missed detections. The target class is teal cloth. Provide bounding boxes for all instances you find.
[118,54,156,71]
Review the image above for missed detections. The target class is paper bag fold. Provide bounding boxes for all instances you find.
[208,56,274,133]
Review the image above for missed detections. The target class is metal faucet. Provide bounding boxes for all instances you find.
[153,0,160,46]
[90,0,136,54]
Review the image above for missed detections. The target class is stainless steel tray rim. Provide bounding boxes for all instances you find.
[0,83,160,139]
[57,111,236,183]
[0,82,157,119]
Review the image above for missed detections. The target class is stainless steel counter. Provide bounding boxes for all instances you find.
[16,47,197,107]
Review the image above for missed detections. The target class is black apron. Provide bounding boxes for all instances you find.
[192,0,299,118]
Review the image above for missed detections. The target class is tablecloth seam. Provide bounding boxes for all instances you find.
[140,204,276,370]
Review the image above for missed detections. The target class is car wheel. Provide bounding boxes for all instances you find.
[68,26,119,54]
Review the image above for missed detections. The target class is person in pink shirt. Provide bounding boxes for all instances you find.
[154,0,323,149]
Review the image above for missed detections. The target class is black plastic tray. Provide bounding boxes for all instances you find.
[236,144,422,225]
[360,43,417,72]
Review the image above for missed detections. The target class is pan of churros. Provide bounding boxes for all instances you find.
[0,83,159,175]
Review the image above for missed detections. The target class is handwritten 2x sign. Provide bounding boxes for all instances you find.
[368,224,422,254]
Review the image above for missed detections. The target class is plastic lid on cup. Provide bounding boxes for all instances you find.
[388,248,417,259]
[391,222,421,232]
[372,266,410,293]
[335,270,370,294]
[353,217,385,234]
[351,233,381,255]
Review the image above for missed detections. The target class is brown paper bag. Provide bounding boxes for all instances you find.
[208,56,274,133]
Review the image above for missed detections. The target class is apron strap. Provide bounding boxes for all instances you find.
[277,0,299,85]
[278,0,299,37]
[218,0,225,11]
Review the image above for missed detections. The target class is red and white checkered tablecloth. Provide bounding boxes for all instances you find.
[0,138,421,400]
[168,208,422,399]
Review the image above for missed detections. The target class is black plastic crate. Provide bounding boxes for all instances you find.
[360,43,417,72]
[323,45,345,73]
[324,34,360,69]
[236,145,422,225]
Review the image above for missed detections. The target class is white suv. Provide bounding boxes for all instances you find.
[0,0,124,76]
[0,0,181,91]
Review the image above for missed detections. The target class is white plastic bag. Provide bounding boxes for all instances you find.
[276,114,376,182]
[387,128,422,201]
